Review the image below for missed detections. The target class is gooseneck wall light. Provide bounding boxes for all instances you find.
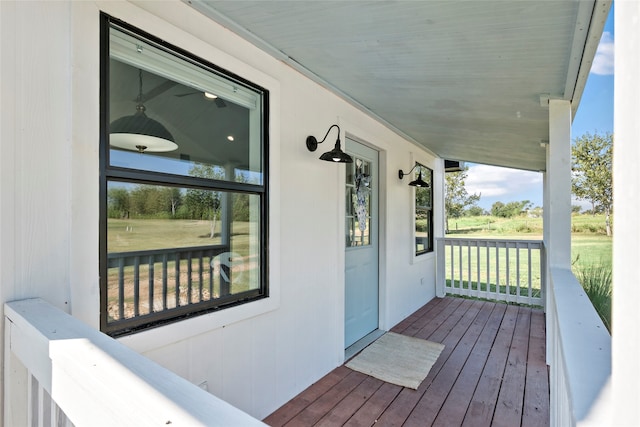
[306,124,353,163]
[399,164,430,187]
[110,69,178,153]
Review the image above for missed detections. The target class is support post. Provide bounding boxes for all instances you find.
[543,98,572,367]
[545,99,572,270]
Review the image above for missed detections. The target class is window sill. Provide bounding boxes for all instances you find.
[117,293,279,353]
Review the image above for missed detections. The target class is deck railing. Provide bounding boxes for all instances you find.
[4,298,265,427]
[436,237,545,306]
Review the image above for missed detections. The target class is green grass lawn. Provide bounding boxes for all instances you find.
[108,218,254,253]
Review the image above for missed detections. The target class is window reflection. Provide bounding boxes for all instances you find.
[109,55,263,184]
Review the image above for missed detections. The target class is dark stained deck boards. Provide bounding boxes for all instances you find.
[264,297,549,427]
[431,303,507,427]
[342,382,403,427]
[492,308,531,427]
[522,311,550,427]
[263,366,353,426]
[461,305,520,427]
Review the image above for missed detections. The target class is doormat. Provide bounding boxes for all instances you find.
[345,332,444,390]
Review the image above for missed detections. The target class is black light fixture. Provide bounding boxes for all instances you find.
[306,124,353,163]
[399,164,430,187]
[110,69,178,153]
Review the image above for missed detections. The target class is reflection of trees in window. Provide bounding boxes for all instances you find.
[185,164,223,238]
[108,186,183,219]
[108,187,131,219]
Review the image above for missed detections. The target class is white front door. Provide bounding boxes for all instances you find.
[344,138,379,348]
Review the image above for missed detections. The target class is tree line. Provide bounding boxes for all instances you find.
[445,131,613,235]
[107,164,252,224]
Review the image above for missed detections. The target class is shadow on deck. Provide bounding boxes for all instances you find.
[264,297,549,427]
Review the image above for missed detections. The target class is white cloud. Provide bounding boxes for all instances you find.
[591,31,614,76]
[465,164,542,208]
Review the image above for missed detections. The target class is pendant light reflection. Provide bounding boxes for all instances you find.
[110,69,178,153]
[398,164,430,187]
[305,124,353,163]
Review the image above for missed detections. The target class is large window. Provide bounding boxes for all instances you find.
[414,163,433,256]
[100,15,268,336]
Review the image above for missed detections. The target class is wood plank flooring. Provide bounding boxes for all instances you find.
[264,297,549,427]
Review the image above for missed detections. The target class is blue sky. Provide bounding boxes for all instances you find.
[466,7,614,211]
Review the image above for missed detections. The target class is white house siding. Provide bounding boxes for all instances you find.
[0,0,442,419]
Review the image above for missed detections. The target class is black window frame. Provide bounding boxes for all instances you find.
[99,14,269,336]
[414,163,434,256]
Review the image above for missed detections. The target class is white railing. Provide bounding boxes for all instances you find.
[4,298,265,427]
[547,267,611,426]
[436,237,545,306]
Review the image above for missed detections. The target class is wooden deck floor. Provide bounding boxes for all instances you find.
[264,297,549,427]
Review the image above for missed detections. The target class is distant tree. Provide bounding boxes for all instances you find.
[490,201,506,217]
[465,205,486,217]
[186,164,226,238]
[530,206,544,218]
[572,205,582,214]
[445,167,481,232]
[130,185,164,216]
[107,187,130,218]
[572,131,613,235]
[491,200,531,218]
[160,187,182,217]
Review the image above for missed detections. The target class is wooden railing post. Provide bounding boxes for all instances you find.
[435,238,446,297]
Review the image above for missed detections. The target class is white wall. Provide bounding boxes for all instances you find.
[0,0,441,419]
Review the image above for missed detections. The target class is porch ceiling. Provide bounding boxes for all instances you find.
[187,0,610,172]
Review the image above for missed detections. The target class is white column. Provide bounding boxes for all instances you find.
[545,99,572,270]
[613,2,640,424]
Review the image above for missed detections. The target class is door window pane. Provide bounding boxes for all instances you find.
[346,158,372,247]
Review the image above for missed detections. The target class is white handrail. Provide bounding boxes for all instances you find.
[547,268,611,426]
[4,298,265,427]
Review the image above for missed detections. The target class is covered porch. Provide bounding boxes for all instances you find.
[1,0,628,425]
[265,296,548,427]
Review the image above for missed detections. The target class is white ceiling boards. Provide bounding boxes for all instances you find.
[187,0,609,172]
